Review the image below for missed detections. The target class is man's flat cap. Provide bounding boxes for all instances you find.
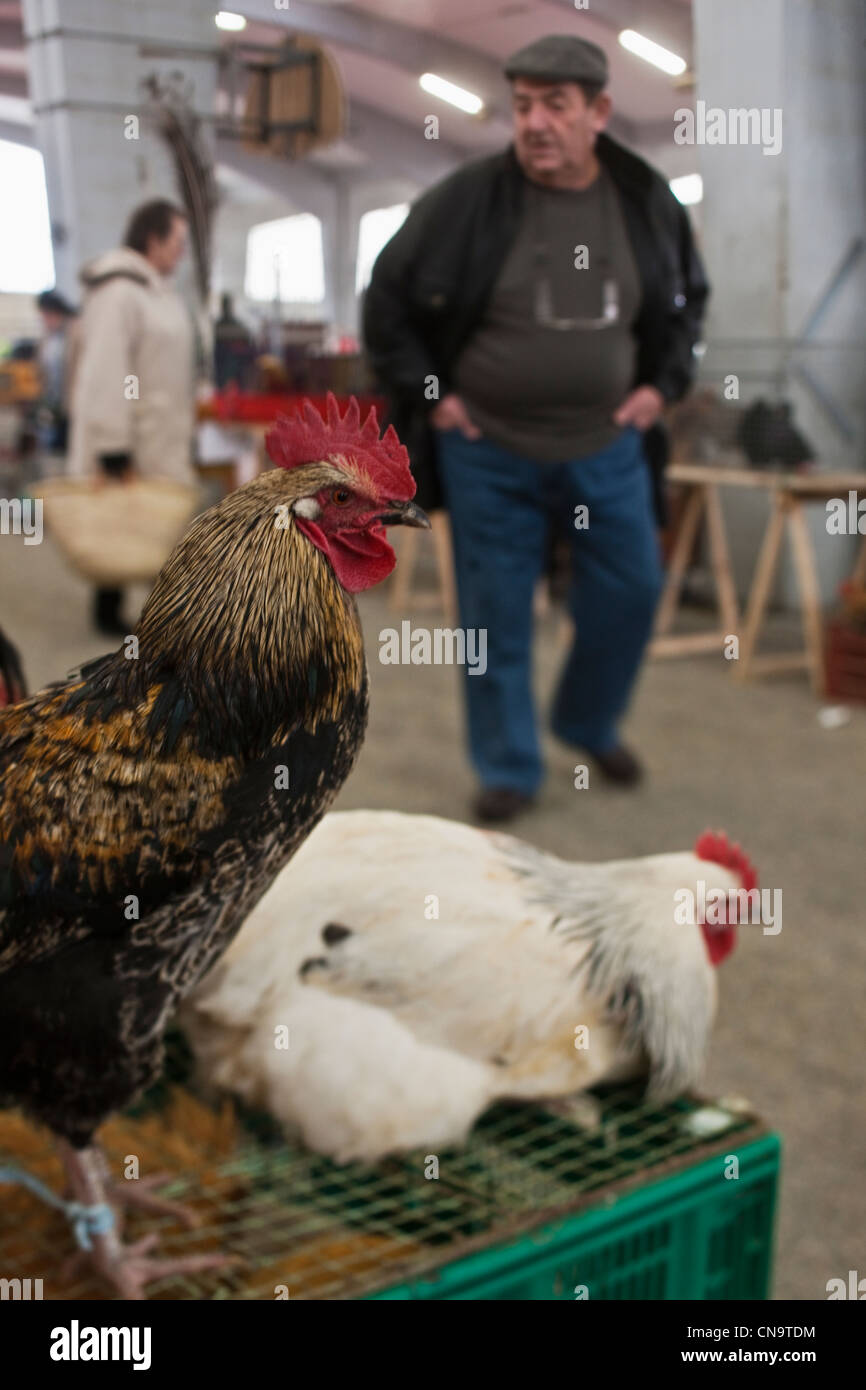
[504,34,609,88]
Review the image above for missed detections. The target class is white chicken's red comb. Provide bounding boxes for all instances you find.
[265,392,415,500]
[694,830,758,891]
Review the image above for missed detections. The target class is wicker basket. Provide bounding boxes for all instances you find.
[37,477,201,586]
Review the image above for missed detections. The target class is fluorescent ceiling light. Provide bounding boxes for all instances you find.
[420,73,484,115]
[215,11,247,31]
[670,173,703,206]
[618,29,686,77]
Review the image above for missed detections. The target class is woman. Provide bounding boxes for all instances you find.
[68,199,195,635]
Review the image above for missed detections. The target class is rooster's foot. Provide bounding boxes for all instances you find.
[105,1172,199,1229]
[63,1232,239,1300]
[57,1140,238,1299]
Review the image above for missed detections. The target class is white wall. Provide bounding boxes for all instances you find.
[0,293,40,348]
[693,0,866,608]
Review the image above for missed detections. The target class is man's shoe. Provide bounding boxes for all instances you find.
[473,787,535,823]
[589,745,643,786]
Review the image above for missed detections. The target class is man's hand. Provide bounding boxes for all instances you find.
[613,385,666,432]
[430,393,481,440]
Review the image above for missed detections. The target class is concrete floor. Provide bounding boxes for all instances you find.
[1,526,864,1301]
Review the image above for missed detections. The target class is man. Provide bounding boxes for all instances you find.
[35,289,76,456]
[213,291,254,390]
[364,35,708,822]
[68,198,194,635]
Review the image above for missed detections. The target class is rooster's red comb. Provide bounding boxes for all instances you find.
[694,830,758,892]
[265,393,415,501]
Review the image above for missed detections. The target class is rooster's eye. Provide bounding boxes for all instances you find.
[332,488,352,506]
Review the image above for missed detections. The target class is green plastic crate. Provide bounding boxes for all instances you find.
[368,1133,780,1300]
[0,1028,781,1301]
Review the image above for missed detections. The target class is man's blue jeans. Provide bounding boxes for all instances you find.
[436,425,663,795]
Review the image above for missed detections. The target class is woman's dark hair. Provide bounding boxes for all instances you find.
[123,199,186,255]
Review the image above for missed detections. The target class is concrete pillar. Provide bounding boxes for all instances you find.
[326,177,360,344]
[22,0,218,303]
[693,0,866,605]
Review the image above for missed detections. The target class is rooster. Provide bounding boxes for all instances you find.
[184,811,753,1163]
[0,396,428,1296]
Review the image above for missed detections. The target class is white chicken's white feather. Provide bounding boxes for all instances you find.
[182,810,741,1162]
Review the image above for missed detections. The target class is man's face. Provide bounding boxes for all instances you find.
[511,77,610,182]
[147,216,188,275]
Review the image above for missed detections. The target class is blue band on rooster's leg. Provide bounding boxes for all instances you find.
[0,1164,116,1249]
[64,1199,116,1249]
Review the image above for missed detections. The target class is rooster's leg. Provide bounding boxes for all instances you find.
[58,1141,237,1299]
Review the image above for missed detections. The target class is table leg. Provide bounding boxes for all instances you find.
[704,483,740,635]
[431,511,458,624]
[388,528,419,612]
[653,484,705,638]
[737,492,787,681]
[786,500,825,694]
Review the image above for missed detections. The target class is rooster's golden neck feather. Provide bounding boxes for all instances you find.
[93,467,367,756]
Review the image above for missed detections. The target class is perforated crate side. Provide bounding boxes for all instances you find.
[368,1134,781,1301]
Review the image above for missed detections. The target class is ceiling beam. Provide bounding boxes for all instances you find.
[4,4,685,199]
[216,95,471,199]
[230,3,671,165]
[343,98,473,184]
[232,1,687,166]
[235,0,509,114]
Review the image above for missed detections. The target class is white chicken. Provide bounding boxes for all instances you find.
[182,812,754,1163]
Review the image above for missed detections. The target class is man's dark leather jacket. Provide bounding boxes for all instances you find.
[363,134,710,513]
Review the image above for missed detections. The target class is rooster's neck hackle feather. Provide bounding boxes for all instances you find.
[68,467,366,758]
[491,834,717,1102]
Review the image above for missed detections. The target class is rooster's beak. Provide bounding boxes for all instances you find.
[377,500,431,529]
